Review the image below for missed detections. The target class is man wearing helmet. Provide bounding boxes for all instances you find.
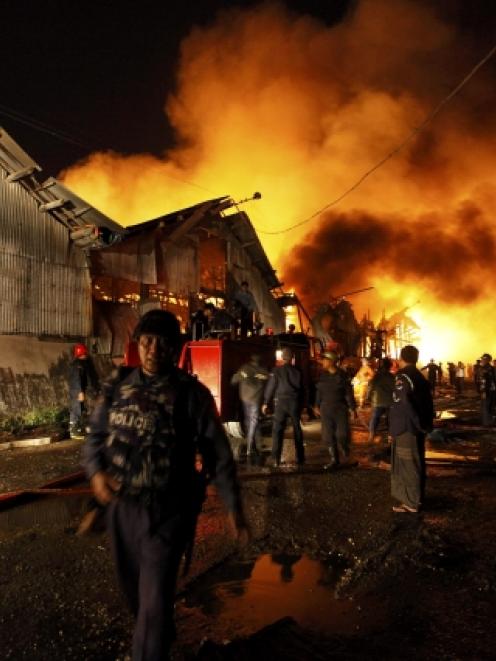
[262,347,305,466]
[68,343,99,439]
[82,309,247,660]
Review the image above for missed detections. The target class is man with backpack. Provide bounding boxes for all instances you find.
[82,309,247,660]
[367,357,395,443]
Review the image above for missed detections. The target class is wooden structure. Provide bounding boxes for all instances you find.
[91,199,285,356]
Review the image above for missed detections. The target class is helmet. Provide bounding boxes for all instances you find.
[132,310,181,348]
[321,351,339,362]
[73,343,88,358]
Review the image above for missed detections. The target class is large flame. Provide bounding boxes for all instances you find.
[61,0,496,363]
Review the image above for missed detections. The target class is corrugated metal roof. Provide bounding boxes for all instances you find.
[40,178,124,233]
[0,127,125,248]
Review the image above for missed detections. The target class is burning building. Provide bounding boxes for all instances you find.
[60,1,496,365]
[0,128,284,414]
[90,197,285,357]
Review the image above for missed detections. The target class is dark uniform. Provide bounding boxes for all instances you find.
[476,360,496,426]
[390,365,434,511]
[82,365,242,660]
[68,355,99,437]
[367,366,395,440]
[421,361,440,396]
[233,286,258,338]
[264,362,305,465]
[316,368,356,465]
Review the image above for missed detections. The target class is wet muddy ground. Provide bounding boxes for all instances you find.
[0,385,495,659]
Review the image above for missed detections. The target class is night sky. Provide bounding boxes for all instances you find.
[0,0,352,176]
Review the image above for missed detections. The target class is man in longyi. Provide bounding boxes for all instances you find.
[390,345,434,513]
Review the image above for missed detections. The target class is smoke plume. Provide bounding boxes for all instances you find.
[61,0,496,359]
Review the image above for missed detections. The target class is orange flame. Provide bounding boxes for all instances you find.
[61,1,496,363]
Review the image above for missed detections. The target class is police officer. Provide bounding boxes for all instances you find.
[82,310,247,660]
[476,353,496,426]
[68,343,99,439]
[314,351,357,468]
[390,345,434,513]
[262,348,305,466]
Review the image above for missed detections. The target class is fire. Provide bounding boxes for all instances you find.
[60,1,496,363]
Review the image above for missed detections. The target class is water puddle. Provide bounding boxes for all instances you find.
[437,410,456,420]
[183,553,386,638]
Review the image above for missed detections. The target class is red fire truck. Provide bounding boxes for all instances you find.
[125,332,323,447]
[178,333,323,439]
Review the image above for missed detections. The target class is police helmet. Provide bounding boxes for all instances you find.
[133,310,181,348]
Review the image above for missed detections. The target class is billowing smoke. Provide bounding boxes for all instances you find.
[60,0,496,359]
[285,199,496,309]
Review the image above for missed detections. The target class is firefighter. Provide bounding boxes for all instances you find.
[204,302,234,337]
[367,357,395,442]
[476,353,496,426]
[68,343,99,439]
[314,350,357,468]
[82,309,247,660]
[233,281,259,338]
[262,348,305,466]
[231,353,269,458]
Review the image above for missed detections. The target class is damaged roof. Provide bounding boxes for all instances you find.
[123,197,281,289]
[0,127,125,247]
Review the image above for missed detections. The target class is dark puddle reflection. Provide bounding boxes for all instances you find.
[184,553,385,637]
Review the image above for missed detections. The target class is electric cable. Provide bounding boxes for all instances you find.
[256,41,496,236]
[0,102,219,193]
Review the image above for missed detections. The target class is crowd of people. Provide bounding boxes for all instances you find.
[70,306,496,660]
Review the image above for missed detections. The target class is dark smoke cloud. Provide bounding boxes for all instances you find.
[283,202,495,309]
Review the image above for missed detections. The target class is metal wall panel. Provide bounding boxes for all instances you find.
[0,170,92,336]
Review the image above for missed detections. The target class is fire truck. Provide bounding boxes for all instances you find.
[124,331,323,451]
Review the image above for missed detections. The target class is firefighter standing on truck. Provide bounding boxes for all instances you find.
[82,309,248,661]
[68,343,99,439]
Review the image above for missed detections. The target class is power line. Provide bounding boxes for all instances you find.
[0,103,96,150]
[256,41,496,236]
[0,102,219,194]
